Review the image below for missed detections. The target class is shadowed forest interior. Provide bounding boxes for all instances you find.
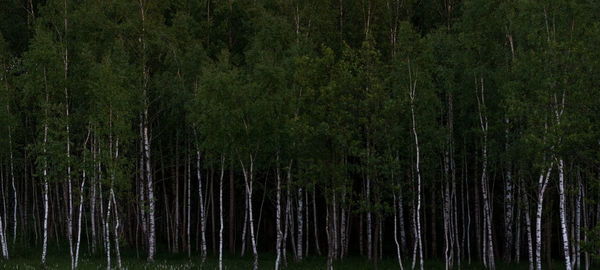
[0,0,600,269]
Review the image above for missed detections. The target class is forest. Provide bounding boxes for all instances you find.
[0,0,600,269]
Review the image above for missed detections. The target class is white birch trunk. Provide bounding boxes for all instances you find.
[105,191,112,270]
[275,153,283,270]
[219,155,225,270]
[139,117,147,242]
[240,155,258,270]
[340,177,347,259]
[514,181,522,262]
[98,162,105,253]
[297,187,303,260]
[138,0,155,261]
[504,119,514,263]
[312,185,321,256]
[196,150,207,262]
[365,142,372,260]
[326,204,333,270]
[575,171,581,270]
[74,129,90,268]
[91,137,97,254]
[557,158,572,270]
[0,213,7,260]
[444,151,451,270]
[8,125,16,245]
[282,160,293,264]
[41,69,49,269]
[408,58,424,270]
[332,190,338,259]
[393,193,404,270]
[366,175,372,260]
[111,190,121,269]
[62,1,75,265]
[305,189,310,256]
[112,138,122,269]
[535,166,552,270]
[477,77,495,270]
[524,185,534,270]
[187,154,191,257]
[74,166,85,269]
[143,108,155,262]
[241,188,248,257]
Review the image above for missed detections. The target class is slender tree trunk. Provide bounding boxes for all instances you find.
[111,190,121,269]
[229,159,235,254]
[41,68,50,269]
[7,117,16,245]
[196,150,207,262]
[504,118,514,263]
[109,138,121,268]
[275,153,283,270]
[476,77,495,270]
[366,173,372,261]
[398,186,407,254]
[282,161,292,264]
[515,180,522,262]
[394,193,405,270]
[210,167,216,253]
[305,189,310,257]
[0,151,7,259]
[312,185,321,256]
[340,174,347,259]
[575,170,582,270]
[524,183,534,270]
[535,167,553,270]
[105,188,112,270]
[74,129,90,268]
[187,154,191,257]
[138,117,147,247]
[240,155,258,270]
[241,184,248,257]
[332,189,338,259]
[326,195,334,270]
[444,150,452,270]
[408,58,424,270]
[297,186,303,261]
[581,175,589,270]
[138,0,155,261]
[557,158,572,270]
[91,137,97,254]
[0,211,7,260]
[218,155,224,270]
[463,152,471,264]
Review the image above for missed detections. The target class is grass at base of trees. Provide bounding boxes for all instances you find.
[1,245,564,270]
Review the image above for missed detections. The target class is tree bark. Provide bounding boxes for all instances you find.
[393,193,404,270]
[196,150,207,262]
[312,185,321,256]
[240,155,259,270]
[504,118,514,263]
[229,158,235,254]
[185,155,190,258]
[408,58,424,270]
[41,67,49,269]
[535,166,552,270]
[275,153,283,270]
[557,158,572,270]
[297,186,303,260]
[74,128,90,268]
[476,77,495,270]
[218,155,225,270]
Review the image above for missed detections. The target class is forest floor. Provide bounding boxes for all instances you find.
[1,245,565,269]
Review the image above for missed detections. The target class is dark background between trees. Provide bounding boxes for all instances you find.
[0,0,599,269]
